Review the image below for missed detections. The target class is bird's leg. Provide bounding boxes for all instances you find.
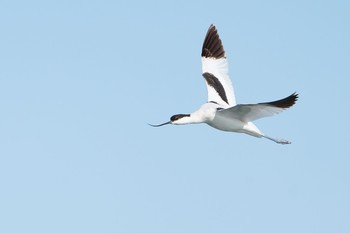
[262,135,291,145]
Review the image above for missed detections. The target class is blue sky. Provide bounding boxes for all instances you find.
[0,0,349,232]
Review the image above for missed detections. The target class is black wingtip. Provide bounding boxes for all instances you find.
[201,24,226,59]
[264,92,299,109]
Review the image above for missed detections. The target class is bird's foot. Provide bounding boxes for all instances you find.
[276,139,291,145]
[262,135,291,145]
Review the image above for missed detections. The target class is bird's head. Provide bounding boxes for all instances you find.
[149,114,191,127]
[170,114,191,125]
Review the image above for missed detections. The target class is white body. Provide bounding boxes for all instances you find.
[175,102,262,138]
[151,25,297,144]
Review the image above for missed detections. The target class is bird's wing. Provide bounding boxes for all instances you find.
[201,25,236,107]
[217,93,298,122]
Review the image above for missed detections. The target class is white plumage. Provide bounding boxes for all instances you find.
[201,57,235,106]
[150,24,298,144]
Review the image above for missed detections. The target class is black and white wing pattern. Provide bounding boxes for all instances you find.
[217,93,298,122]
[201,25,236,107]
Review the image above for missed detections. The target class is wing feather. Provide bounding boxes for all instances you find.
[217,93,298,122]
[201,25,235,107]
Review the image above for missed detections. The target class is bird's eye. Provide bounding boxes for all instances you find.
[170,114,190,122]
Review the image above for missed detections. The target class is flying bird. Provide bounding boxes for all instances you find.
[150,24,298,144]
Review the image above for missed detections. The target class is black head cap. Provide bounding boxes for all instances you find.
[170,114,190,122]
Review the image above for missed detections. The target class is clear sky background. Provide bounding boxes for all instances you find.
[0,1,349,232]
